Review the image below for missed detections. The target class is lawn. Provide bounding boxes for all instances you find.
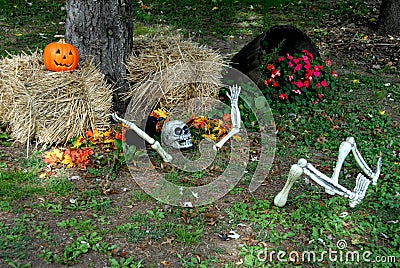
[0,0,399,267]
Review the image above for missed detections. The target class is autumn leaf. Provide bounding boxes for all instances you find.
[190,116,208,129]
[202,133,217,141]
[213,120,227,137]
[44,148,63,165]
[72,136,85,148]
[151,108,167,119]
[232,135,242,142]
[222,113,231,123]
[61,153,74,168]
[103,129,115,143]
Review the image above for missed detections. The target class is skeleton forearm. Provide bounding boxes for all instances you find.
[214,84,241,150]
[111,113,172,162]
[112,113,156,145]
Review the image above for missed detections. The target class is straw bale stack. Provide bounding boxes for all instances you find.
[0,51,113,145]
[125,35,225,117]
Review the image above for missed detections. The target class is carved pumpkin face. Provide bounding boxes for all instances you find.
[43,39,79,72]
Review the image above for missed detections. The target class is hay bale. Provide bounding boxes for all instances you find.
[125,35,225,117]
[0,51,113,145]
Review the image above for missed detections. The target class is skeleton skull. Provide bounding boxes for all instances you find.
[161,120,193,149]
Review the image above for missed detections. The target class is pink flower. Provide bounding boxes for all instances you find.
[321,80,328,88]
[294,81,303,88]
[288,61,294,68]
[286,54,293,61]
[278,56,285,62]
[302,50,314,60]
[279,93,289,100]
[288,75,294,82]
[325,59,332,66]
[316,83,321,89]
[331,70,338,78]
[314,71,321,78]
[317,93,324,99]
[294,64,302,72]
[293,59,300,64]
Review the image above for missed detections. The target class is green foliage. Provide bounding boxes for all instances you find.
[0,170,45,202]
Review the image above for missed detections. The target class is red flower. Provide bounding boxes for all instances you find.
[115,131,125,141]
[303,80,310,88]
[321,80,328,88]
[293,89,302,94]
[278,56,285,62]
[271,69,281,78]
[273,81,279,87]
[317,93,324,99]
[279,93,289,100]
[266,64,275,71]
[331,70,338,78]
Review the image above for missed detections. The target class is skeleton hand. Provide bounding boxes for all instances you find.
[226,84,241,129]
[214,84,241,150]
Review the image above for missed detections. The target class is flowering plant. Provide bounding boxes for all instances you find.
[262,50,338,105]
[44,128,125,169]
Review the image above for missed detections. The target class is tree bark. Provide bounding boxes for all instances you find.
[65,0,133,114]
[378,0,400,36]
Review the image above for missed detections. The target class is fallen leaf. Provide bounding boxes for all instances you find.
[161,237,175,246]
[160,260,171,266]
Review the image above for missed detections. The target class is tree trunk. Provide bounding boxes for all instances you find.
[65,0,133,114]
[378,0,400,35]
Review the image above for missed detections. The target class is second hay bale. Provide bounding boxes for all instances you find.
[125,35,225,117]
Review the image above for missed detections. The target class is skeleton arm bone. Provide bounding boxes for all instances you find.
[111,113,172,163]
[214,84,241,150]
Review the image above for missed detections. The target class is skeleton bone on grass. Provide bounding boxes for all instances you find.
[112,84,242,162]
[274,137,382,208]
